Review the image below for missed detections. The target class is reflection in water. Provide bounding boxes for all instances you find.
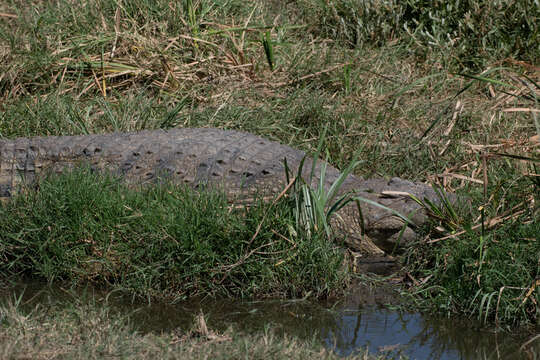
[322,309,536,360]
[1,282,538,360]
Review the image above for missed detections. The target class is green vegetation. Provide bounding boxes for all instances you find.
[0,169,347,299]
[401,74,539,329]
[298,0,538,70]
[0,0,538,335]
[404,211,539,329]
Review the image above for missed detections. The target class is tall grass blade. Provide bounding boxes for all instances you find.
[261,30,274,71]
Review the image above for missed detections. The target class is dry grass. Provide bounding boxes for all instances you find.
[0,298,386,360]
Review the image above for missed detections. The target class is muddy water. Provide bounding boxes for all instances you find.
[127,300,538,360]
[2,281,538,360]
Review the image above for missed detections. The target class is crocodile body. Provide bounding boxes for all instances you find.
[0,128,443,255]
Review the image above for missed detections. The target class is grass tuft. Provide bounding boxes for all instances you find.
[0,168,349,300]
[404,218,539,328]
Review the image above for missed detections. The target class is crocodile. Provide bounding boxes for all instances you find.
[0,127,446,257]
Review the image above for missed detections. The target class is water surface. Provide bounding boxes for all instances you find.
[2,281,538,360]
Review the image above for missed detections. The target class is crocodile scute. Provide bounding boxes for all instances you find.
[0,128,447,256]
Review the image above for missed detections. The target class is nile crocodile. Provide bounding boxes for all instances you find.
[0,128,445,256]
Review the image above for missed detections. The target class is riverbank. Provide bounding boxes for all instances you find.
[0,0,538,356]
[0,296,377,360]
[2,280,537,359]
[0,169,349,300]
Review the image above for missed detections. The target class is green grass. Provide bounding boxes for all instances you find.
[404,210,539,329]
[297,0,539,71]
[0,169,348,300]
[0,0,538,330]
